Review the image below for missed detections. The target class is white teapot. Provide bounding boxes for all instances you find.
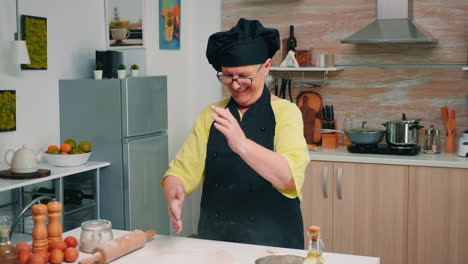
[4,145,42,173]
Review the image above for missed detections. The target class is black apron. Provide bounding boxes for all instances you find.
[198,87,304,249]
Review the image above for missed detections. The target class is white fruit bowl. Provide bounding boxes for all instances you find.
[44,152,91,167]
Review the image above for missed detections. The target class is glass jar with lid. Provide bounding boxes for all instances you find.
[424,125,441,154]
[79,219,114,253]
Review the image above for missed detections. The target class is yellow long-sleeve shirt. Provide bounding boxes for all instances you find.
[164,97,310,201]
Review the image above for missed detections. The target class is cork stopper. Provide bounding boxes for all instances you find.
[309,225,320,234]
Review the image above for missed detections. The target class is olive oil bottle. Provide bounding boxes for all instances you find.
[286,25,297,52]
[303,226,325,264]
[0,216,18,264]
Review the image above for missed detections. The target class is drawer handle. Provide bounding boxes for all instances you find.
[337,168,343,200]
[322,167,328,199]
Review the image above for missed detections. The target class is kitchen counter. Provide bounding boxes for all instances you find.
[66,229,379,264]
[310,146,468,169]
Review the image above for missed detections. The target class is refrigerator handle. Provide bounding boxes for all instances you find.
[122,132,166,144]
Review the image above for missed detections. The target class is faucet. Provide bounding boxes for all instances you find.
[9,195,54,240]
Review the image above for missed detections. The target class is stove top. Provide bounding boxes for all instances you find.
[347,144,421,156]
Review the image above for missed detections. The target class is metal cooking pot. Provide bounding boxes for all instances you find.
[345,121,386,145]
[384,113,424,146]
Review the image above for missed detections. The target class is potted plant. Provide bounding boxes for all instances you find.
[117,64,126,79]
[130,64,140,77]
[94,62,103,80]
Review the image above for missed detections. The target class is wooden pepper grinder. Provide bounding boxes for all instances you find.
[47,200,63,245]
[31,203,48,254]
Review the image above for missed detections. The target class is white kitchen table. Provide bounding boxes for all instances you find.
[65,229,379,264]
[0,161,110,192]
[0,162,109,244]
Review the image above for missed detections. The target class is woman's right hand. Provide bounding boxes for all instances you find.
[162,176,185,233]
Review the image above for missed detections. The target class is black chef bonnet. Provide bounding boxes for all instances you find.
[206,18,280,72]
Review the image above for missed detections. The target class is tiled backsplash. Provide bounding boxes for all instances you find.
[221,0,468,136]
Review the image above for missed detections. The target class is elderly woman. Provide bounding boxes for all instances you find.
[162,18,309,249]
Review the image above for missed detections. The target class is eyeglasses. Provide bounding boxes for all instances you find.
[216,65,263,89]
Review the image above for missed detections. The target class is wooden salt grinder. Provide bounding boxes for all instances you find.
[31,203,48,254]
[47,200,63,245]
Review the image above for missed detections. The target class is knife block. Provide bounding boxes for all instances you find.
[322,133,338,149]
[321,119,338,149]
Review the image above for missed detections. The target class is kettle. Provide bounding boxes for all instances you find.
[457,130,468,157]
[4,145,42,173]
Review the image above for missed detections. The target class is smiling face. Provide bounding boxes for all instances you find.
[221,59,271,108]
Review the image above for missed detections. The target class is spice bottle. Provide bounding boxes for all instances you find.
[424,125,440,154]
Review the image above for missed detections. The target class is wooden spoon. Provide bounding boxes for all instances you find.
[450,110,456,120]
[443,106,449,119]
[440,107,448,122]
[449,110,456,136]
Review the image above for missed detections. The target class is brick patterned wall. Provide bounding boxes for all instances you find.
[221,0,468,136]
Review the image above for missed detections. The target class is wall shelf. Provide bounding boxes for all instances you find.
[269,66,344,86]
[463,67,468,71]
[270,66,344,72]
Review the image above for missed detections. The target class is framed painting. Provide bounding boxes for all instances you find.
[0,91,16,132]
[105,0,144,49]
[159,0,180,50]
[21,15,47,70]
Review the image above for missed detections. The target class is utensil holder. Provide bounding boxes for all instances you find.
[322,133,338,149]
[445,135,455,153]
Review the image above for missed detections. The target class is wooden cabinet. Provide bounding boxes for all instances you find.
[302,161,408,264]
[408,167,468,264]
[301,161,333,249]
[303,161,468,264]
[332,162,408,264]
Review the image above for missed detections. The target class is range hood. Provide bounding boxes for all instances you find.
[341,0,437,44]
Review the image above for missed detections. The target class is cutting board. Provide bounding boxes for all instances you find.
[296,91,322,113]
[297,91,323,144]
[0,169,51,180]
[298,96,316,144]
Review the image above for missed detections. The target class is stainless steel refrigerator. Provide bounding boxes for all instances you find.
[59,76,169,234]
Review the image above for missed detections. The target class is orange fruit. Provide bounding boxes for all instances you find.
[47,145,59,152]
[64,247,79,262]
[59,152,69,155]
[49,249,64,264]
[49,240,67,251]
[37,251,49,263]
[64,139,77,148]
[28,253,45,264]
[18,250,30,264]
[64,236,78,248]
[60,143,72,153]
[16,242,31,253]
[48,148,61,155]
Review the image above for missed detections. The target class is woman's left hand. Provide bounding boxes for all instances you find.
[211,106,247,154]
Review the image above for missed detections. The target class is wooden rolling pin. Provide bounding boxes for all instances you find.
[79,230,156,264]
